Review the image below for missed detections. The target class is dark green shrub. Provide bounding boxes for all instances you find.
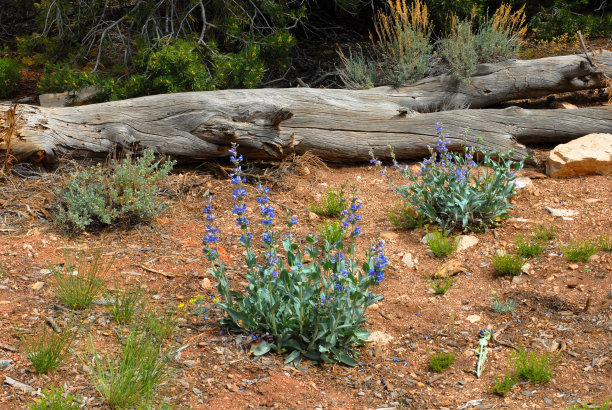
[0,57,20,98]
[492,252,523,276]
[55,150,175,232]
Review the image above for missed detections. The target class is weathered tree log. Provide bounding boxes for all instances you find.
[1,51,611,165]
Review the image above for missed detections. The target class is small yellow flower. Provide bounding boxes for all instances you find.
[177,303,185,309]
[212,297,220,304]
[189,298,195,304]
[491,290,497,295]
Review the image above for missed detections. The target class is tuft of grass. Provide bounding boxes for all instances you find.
[429,351,455,372]
[21,321,80,374]
[515,234,545,258]
[28,386,80,409]
[89,329,169,409]
[512,347,557,384]
[388,202,424,230]
[106,283,144,325]
[429,276,454,295]
[490,297,517,313]
[561,239,599,262]
[490,371,519,396]
[318,220,345,247]
[533,223,556,242]
[492,252,522,276]
[52,249,111,310]
[427,230,456,258]
[599,234,611,252]
[310,184,347,217]
[143,309,177,341]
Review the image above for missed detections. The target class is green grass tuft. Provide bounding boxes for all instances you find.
[512,347,557,384]
[515,234,545,258]
[28,386,80,409]
[599,234,612,252]
[429,276,454,295]
[106,283,144,325]
[51,249,111,310]
[21,321,80,374]
[561,239,599,262]
[533,223,556,241]
[310,184,347,217]
[388,202,424,230]
[429,351,455,372]
[427,230,456,258]
[492,252,522,276]
[490,371,519,396]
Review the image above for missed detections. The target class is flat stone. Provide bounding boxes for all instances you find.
[547,133,612,177]
[566,278,579,288]
[456,235,479,252]
[380,231,399,240]
[421,233,435,244]
[466,315,481,323]
[513,177,533,190]
[435,260,467,278]
[401,252,414,268]
[201,278,212,290]
[31,281,45,290]
[545,207,579,217]
[568,264,579,270]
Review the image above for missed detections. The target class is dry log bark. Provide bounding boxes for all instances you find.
[1,52,611,166]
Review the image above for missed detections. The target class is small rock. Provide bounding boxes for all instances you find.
[566,278,579,289]
[587,254,600,263]
[521,263,533,275]
[522,390,534,397]
[466,314,481,323]
[358,391,365,396]
[545,207,579,217]
[201,278,212,290]
[369,303,380,311]
[192,387,202,396]
[513,177,533,190]
[39,268,51,275]
[401,253,414,269]
[456,235,479,252]
[568,264,579,270]
[416,382,425,388]
[421,233,435,244]
[543,397,553,405]
[608,290,612,300]
[366,331,393,355]
[380,231,399,240]
[31,281,45,291]
[0,359,12,369]
[308,212,319,221]
[435,260,467,278]
[511,275,523,284]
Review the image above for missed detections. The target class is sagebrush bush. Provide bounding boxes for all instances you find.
[476,4,526,63]
[55,150,175,232]
[338,46,377,89]
[439,18,478,80]
[0,57,20,98]
[372,0,432,85]
[203,145,386,366]
[372,124,524,231]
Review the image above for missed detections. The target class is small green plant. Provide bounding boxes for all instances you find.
[512,347,557,384]
[492,252,522,276]
[490,371,519,396]
[567,398,610,410]
[429,275,454,295]
[337,45,377,89]
[490,297,517,313]
[372,124,524,231]
[28,386,80,409]
[21,322,79,374]
[106,283,144,325]
[55,150,175,232]
[515,234,545,258]
[143,309,177,341]
[599,234,611,252]
[388,202,424,230]
[52,249,111,310]
[0,57,21,98]
[427,230,457,258]
[561,239,599,262]
[310,184,347,217]
[534,223,556,241]
[475,4,527,63]
[429,351,455,372]
[318,220,345,247]
[89,329,169,409]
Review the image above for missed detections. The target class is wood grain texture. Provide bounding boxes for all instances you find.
[1,52,611,165]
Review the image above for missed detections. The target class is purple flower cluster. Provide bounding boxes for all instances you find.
[368,240,388,284]
[256,184,275,226]
[229,144,251,246]
[342,197,362,238]
[202,195,220,261]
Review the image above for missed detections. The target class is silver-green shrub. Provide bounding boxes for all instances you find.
[55,150,175,232]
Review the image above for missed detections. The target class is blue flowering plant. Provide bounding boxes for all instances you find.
[372,124,525,231]
[202,144,387,367]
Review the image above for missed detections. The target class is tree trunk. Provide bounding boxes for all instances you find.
[1,52,611,166]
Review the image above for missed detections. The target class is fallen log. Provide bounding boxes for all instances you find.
[0,51,611,165]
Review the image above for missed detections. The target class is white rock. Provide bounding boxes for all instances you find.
[547,133,612,177]
[31,281,45,290]
[545,206,579,217]
[401,252,415,268]
[513,177,533,190]
[466,315,481,323]
[366,331,394,346]
[456,235,479,252]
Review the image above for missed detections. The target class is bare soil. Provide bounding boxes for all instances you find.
[0,153,611,409]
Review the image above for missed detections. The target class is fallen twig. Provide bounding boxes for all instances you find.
[136,264,180,278]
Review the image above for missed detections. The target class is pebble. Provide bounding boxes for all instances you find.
[31,281,45,290]
[0,359,12,369]
[192,387,202,396]
[545,207,579,217]
[543,397,553,405]
[522,390,534,397]
[568,264,579,270]
[466,314,481,323]
[402,253,415,269]
[608,290,612,300]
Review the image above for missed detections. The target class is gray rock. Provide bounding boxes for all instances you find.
[456,235,479,252]
[0,359,12,369]
[402,252,415,269]
[545,206,579,218]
